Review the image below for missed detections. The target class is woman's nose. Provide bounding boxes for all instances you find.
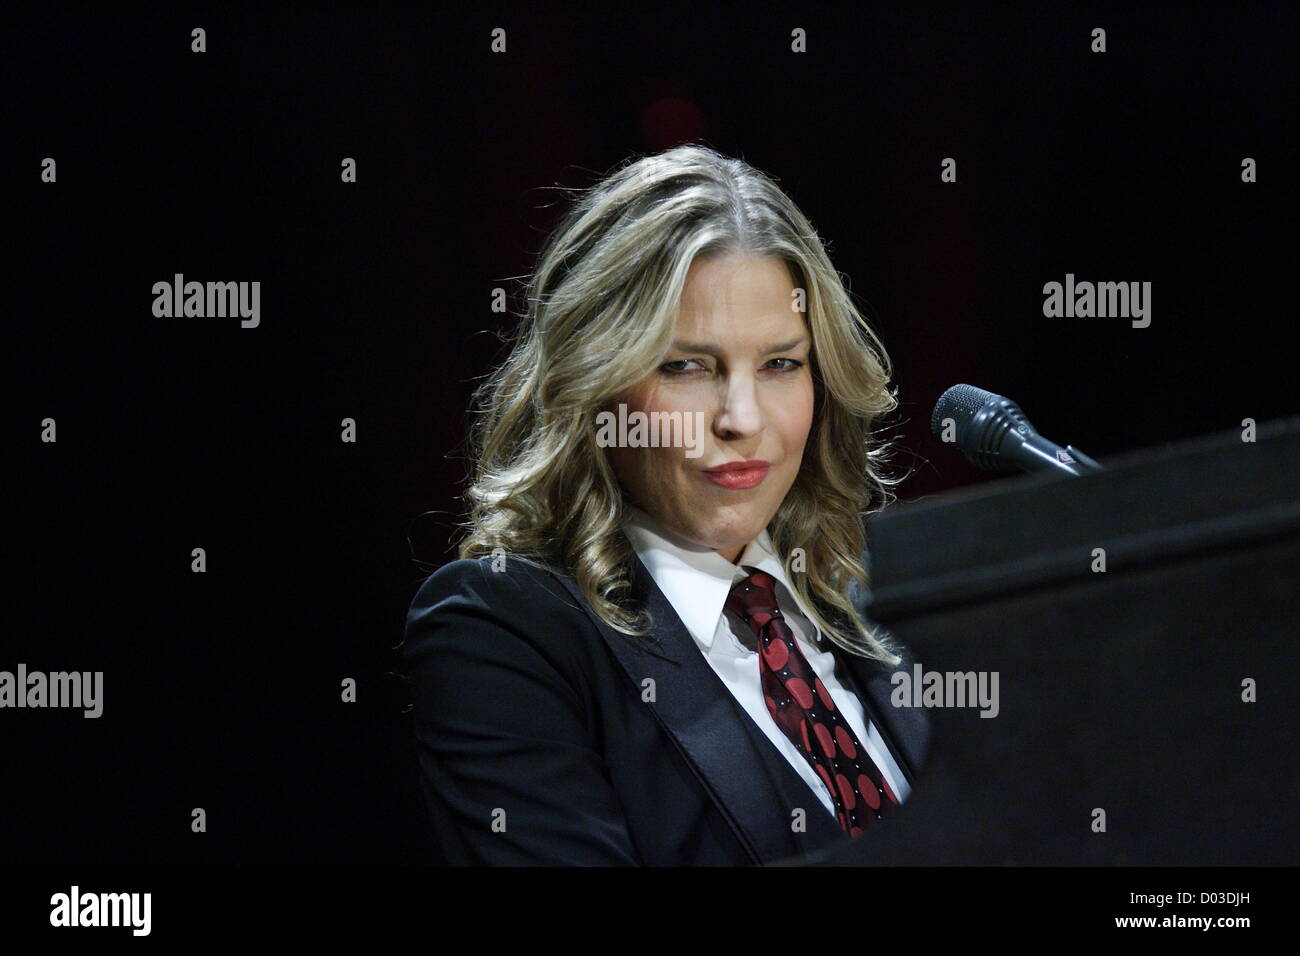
[712,377,764,438]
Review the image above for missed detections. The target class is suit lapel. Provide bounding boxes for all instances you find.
[554,555,845,863]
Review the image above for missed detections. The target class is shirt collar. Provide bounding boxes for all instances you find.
[620,502,821,649]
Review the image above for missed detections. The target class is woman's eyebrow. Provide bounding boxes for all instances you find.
[670,335,810,356]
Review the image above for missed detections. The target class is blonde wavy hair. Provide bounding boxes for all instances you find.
[456,144,904,665]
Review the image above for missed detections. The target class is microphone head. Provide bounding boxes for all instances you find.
[932,383,1036,471]
[930,383,999,441]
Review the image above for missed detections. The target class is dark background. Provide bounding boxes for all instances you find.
[5,2,1294,863]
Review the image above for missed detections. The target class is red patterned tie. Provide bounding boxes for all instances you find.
[725,566,899,836]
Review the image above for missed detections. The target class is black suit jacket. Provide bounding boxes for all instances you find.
[397,547,930,865]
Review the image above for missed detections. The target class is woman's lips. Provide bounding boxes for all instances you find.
[703,464,770,489]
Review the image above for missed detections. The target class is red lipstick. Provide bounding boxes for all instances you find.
[702,459,770,490]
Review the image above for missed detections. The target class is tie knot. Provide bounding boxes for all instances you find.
[725,567,784,634]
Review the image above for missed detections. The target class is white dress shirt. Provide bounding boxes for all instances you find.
[621,503,910,819]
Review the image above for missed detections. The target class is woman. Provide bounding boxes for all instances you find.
[398,144,929,866]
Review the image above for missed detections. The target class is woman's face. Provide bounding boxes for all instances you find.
[605,254,816,564]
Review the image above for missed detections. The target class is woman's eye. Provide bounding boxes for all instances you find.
[767,358,805,372]
[660,359,700,374]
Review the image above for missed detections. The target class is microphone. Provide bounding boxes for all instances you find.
[930,384,1104,477]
